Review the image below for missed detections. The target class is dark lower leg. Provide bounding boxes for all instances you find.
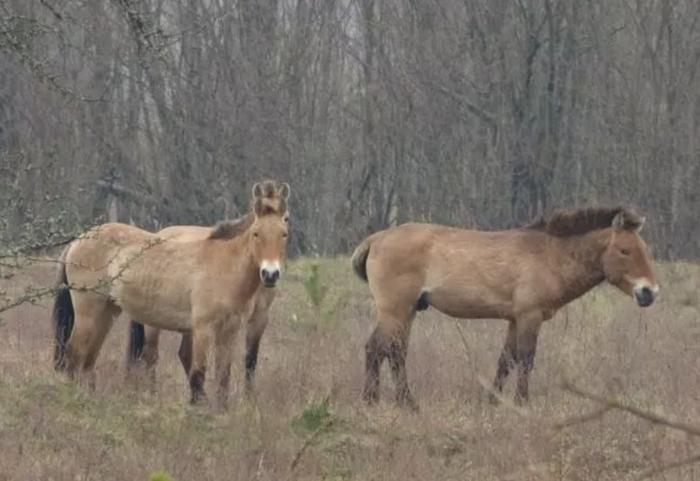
[515,352,536,404]
[362,328,386,404]
[127,321,145,365]
[244,337,261,391]
[493,323,516,395]
[189,328,210,404]
[494,351,515,393]
[178,332,193,376]
[216,363,231,408]
[189,367,206,404]
[515,329,539,405]
[388,339,417,410]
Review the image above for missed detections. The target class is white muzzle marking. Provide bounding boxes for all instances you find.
[260,260,281,273]
[260,259,282,286]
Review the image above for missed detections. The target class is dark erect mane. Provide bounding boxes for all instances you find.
[525,206,643,237]
[209,213,255,240]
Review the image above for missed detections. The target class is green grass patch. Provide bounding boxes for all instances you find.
[149,471,175,481]
[291,397,333,435]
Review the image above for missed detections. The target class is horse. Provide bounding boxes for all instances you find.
[125,184,288,393]
[52,180,290,406]
[351,207,659,409]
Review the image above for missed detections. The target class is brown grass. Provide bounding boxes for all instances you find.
[0,256,699,481]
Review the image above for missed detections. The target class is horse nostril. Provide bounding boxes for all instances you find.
[635,286,655,307]
[260,268,280,285]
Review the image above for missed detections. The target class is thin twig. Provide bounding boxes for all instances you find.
[289,419,333,472]
[554,405,613,430]
[639,452,700,480]
[562,380,700,437]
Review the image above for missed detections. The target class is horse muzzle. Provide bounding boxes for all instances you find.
[634,285,657,307]
[260,264,281,288]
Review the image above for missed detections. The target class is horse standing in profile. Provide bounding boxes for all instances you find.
[126,182,288,393]
[52,181,290,406]
[351,207,659,409]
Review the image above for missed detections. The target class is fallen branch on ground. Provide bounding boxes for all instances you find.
[561,380,700,480]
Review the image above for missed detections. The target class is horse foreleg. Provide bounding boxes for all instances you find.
[490,321,516,404]
[139,326,161,390]
[245,308,269,393]
[514,314,543,405]
[189,323,214,404]
[178,331,193,377]
[214,321,239,410]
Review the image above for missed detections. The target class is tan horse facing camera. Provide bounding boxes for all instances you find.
[352,207,658,409]
[52,181,290,406]
[126,183,288,393]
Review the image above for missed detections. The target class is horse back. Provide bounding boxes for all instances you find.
[64,223,155,286]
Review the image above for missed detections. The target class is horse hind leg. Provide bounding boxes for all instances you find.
[363,306,418,410]
[362,327,388,405]
[387,323,418,411]
[66,296,119,389]
[490,321,516,404]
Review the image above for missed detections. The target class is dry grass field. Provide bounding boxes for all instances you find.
[0,256,699,480]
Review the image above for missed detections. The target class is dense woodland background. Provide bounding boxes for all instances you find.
[1,0,699,257]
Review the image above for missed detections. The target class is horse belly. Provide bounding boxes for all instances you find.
[130,302,191,331]
[112,276,192,331]
[427,286,514,320]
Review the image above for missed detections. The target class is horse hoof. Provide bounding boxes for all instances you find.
[397,396,419,412]
[362,391,379,406]
[190,392,208,405]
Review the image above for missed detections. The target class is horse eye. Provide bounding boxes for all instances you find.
[620,248,630,256]
[253,232,259,238]
[282,232,288,238]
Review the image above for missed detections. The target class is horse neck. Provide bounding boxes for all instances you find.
[552,228,611,304]
[220,230,261,297]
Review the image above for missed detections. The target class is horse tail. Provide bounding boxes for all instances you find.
[127,321,146,365]
[52,246,74,371]
[351,232,382,283]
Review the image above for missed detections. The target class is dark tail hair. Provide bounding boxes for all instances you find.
[127,321,146,365]
[351,233,380,283]
[52,248,74,371]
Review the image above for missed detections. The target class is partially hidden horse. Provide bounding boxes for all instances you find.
[126,183,288,392]
[52,181,290,406]
[351,207,659,409]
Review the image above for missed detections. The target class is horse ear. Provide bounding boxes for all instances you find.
[252,183,263,199]
[278,183,290,200]
[612,212,626,230]
[253,197,264,216]
[635,216,646,233]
